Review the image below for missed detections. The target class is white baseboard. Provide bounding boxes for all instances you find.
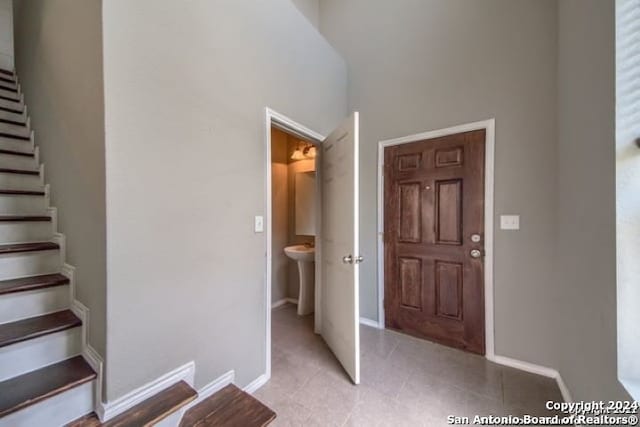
[271,299,288,309]
[488,354,573,403]
[359,317,382,329]
[271,298,299,309]
[243,374,269,395]
[97,361,195,422]
[184,370,235,411]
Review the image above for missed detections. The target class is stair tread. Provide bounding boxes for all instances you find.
[68,381,197,427]
[0,310,81,348]
[0,356,95,418]
[0,241,59,255]
[0,168,39,176]
[0,215,50,222]
[0,188,45,195]
[0,273,70,295]
[180,384,276,427]
[0,147,33,155]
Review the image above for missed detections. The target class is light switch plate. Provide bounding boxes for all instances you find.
[254,216,264,233]
[500,215,520,230]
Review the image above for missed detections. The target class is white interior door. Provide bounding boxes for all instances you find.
[320,112,360,384]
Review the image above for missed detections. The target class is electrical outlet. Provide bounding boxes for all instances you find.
[500,215,520,230]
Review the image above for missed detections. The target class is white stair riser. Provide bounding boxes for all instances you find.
[0,286,69,325]
[0,109,25,124]
[0,194,47,215]
[0,153,37,170]
[0,327,81,381]
[0,173,41,190]
[0,98,23,112]
[0,250,61,281]
[0,122,30,139]
[0,136,34,153]
[0,380,94,427]
[0,88,20,102]
[0,221,53,244]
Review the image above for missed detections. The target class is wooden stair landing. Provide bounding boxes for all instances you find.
[0,356,96,418]
[68,381,197,427]
[180,384,276,427]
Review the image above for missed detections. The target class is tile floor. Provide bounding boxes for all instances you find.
[255,304,563,426]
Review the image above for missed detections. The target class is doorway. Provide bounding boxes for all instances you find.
[264,108,362,385]
[377,120,495,357]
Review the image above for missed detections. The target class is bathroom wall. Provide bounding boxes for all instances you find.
[271,128,290,305]
[286,137,315,300]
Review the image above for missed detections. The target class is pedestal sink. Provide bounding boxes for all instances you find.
[284,245,315,316]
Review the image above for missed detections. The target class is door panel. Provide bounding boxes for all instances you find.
[384,130,485,354]
[320,112,360,384]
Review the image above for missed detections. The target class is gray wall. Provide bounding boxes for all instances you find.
[291,0,319,29]
[556,0,629,401]
[319,0,559,367]
[616,0,640,396]
[102,0,346,400]
[0,0,13,69]
[12,0,107,358]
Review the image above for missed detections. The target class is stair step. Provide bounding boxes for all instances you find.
[0,168,39,176]
[0,215,50,222]
[0,310,80,348]
[0,84,17,93]
[69,381,197,427]
[0,69,13,77]
[0,89,20,103]
[0,189,44,196]
[0,274,69,296]
[0,147,33,156]
[0,242,58,256]
[0,76,15,86]
[180,384,276,427]
[0,356,95,419]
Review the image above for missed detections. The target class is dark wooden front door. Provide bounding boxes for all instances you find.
[384,129,486,354]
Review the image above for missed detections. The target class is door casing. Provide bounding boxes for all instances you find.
[377,119,496,360]
[264,108,325,383]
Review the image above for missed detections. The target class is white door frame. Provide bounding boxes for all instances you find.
[376,119,496,359]
[264,108,325,381]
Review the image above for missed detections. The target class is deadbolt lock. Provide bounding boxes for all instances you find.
[470,234,482,243]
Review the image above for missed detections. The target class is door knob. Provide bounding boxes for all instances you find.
[470,249,482,259]
[343,255,353,264]
[354,255,364,264]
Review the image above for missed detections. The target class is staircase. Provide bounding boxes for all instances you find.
[0,68,97,426]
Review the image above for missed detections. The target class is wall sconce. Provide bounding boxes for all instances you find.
[291,142,316,160]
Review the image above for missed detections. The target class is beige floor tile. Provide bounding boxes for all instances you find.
[260,304,562,426]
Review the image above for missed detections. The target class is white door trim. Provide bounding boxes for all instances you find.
[264,108,325,382]
[376,119,496,359]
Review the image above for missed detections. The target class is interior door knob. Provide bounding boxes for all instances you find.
[354,255,364,264]
[470,249,482,259]
[342,255,354,264]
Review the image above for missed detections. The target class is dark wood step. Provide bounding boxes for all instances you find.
[0,76,15,85]
[0,273,70,295]
[68,381,197,427]
[0,94,20,103]
[0,189,45,196]
[0,215,50,222]
[180,384,276,427]
[0,134,32,145]
[0,117,26,127]
[0,242,58,256]
[0,168,39,176]
[0,105,23,115]
[0,356,95,418]
[0,310,80,349]
[0,84,17,93]
[0,69,13,76]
